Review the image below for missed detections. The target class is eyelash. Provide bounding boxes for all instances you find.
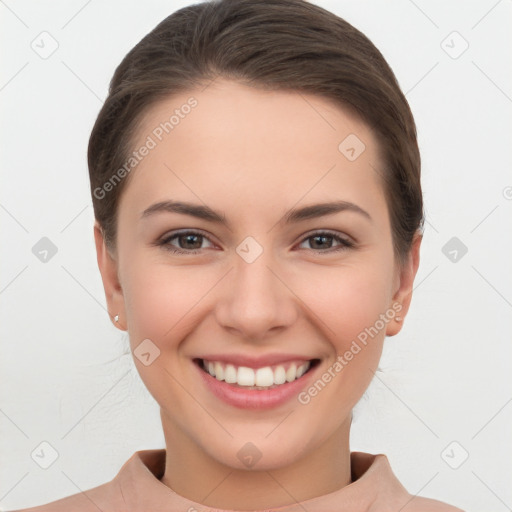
[156,229,355,255]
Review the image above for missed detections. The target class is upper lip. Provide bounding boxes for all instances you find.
[195,353,318,369]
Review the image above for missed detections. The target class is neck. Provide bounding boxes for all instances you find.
[160,411,352,510]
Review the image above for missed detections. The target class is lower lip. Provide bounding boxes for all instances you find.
[194,360,319,410]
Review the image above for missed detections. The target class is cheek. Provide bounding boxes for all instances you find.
[295,261,393,349]
[121,261,211,408]
[122,260,207,346]
[291,265,391,431]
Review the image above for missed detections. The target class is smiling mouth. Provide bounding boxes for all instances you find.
[193,358,321,390]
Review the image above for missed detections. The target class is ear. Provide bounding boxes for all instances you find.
[386,232,422,337]
[94,221,127,331]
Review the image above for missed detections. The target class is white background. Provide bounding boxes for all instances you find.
[1,1,511,510]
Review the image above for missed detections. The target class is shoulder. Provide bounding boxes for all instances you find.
[7,448,165,512]
[355,452,466,512]
[7,479,126,512]
[389,494,466,511]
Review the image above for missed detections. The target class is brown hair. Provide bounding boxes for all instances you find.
[88,0,424,267]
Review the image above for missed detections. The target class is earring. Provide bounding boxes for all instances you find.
[114,314,119,322]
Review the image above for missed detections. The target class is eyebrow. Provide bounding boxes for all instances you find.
[140,200,372,227]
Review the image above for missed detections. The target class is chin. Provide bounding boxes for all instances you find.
[199,428,314,471]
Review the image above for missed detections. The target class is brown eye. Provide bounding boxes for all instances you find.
[158,230,214,254]
[298,231,354,253]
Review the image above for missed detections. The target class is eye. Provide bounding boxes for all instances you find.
[297,231,354,253]
[155,229,355,256]
[157,230,216,255]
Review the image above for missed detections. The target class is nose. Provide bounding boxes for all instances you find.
[214,248,298,342]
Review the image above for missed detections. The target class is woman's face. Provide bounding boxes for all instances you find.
[95,78,420,471]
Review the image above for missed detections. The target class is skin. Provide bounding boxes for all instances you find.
[94,79,421,509]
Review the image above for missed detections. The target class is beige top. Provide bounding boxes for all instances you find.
[11,449,464,511]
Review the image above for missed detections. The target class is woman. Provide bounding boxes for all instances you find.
[12,0,464,510]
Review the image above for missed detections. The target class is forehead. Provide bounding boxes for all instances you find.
[121,79,387,223]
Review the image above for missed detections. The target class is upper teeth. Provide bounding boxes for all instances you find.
[202,359,311,387]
